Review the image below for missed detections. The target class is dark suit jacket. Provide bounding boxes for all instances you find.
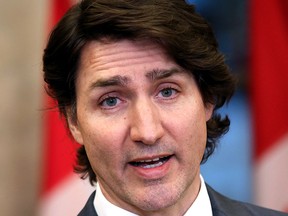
[78,184,287,215]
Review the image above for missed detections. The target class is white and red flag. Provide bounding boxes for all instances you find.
[250,0,288,212]
[38,0,93,215]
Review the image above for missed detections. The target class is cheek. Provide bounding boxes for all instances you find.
[167,102,207,159]
[80,118,127,161]
[83,129,123,178]
[170,103,207,138]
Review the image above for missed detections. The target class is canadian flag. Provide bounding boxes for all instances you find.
[250,0,288,212]
[38,0,94,215]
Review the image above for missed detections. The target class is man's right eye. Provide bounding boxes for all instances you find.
[100,97,120,108]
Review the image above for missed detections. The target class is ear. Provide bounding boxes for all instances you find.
[66,108,84,145]
[205,103,214,121]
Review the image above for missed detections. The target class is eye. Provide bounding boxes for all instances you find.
[158,87,178,99]
[99,96,120,108]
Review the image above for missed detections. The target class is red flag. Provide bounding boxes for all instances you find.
[41,0,74,196]
[39,0,93,215]
[250,0,288,212]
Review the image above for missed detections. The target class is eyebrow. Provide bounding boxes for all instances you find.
[89,67,181,91]
[145,68,181,81]
[89,75,130,90]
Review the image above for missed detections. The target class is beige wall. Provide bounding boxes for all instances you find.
[0,0,48,215]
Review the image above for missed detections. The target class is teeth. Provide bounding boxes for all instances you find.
[142,161,163,169]
[129,155,171,168]
[139,157,160,163]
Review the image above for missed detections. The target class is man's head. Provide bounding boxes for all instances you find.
[43,1,236,212]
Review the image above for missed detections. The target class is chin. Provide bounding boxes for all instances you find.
[131,184,183,213]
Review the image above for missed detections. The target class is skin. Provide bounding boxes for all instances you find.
[68,39,213,216]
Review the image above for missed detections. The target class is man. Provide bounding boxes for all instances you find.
[43,0,287,215]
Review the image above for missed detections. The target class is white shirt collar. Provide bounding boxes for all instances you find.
[94,175,212,216]
[184,175,213,216]
[94,183,137,216]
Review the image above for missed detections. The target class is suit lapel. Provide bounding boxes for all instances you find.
[78,191,98,216]
[206,184,231,216]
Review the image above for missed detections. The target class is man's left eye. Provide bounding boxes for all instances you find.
[158,88,177,98]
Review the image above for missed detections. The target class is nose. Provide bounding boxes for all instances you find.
[129,98,164,145]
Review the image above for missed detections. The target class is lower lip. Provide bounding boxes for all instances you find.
[129,156,173,180]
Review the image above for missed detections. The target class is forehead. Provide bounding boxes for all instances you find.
[78,39,173,73]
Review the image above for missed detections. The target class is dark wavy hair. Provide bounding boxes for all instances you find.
[43,0,237,185]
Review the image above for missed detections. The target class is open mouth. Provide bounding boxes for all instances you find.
[129,155,173,169]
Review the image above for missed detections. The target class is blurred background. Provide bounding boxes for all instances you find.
[0,0,287,215]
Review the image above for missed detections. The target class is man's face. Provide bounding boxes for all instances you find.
[68,39,213,215]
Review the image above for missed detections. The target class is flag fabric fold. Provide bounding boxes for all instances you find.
[250,0,288,212]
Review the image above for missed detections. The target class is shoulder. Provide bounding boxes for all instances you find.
[78,191,98,216]
[206,184,288,216]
